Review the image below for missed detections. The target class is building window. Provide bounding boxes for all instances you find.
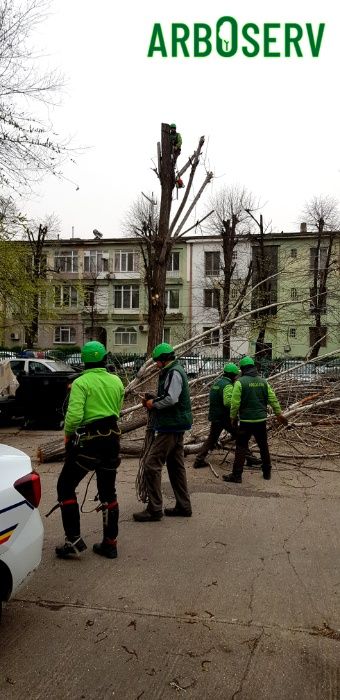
[114,326,137,345]
[165,289,179,310]
[204,288,220,309]
[54,326,76,344]
[310,247,328,272]
[54,286,78,308]
[84,251,109,274]
[204,251,220,276]
[167,251,180,275]
[232,249,238,260]
[54,250,78,273]
[309,326,327,348]
[289,328,297,338]
[163,327,171,343]
[290,288,298,300]
[310,287,327,314]
[290,249,297,258]
[231,288,238,300]
[114,250,139,272]
[203,326,220,346]
[114,285,139,309]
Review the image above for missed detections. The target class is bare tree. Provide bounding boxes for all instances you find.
[24,214,60,346]
[206,185,255,358]
[125,123,213,354]
[245,209,279,361]
[0,0,69,191]
[302,195,340,359]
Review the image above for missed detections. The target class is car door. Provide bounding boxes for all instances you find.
[9,360,26,377]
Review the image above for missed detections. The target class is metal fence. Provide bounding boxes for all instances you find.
[1,350,339,381]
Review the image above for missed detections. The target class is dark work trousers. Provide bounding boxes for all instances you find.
[195,418,237,465]
[232,421,271,477]
[57,433,120,543]
[144,431,192,514]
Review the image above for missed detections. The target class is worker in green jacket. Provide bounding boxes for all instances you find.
[133,343,192,522]
[55,341,125,559]
[170,123,182,160]
[193,363,239,468]
[223,356,288,484]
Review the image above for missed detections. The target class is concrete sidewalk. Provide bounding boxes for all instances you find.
[0,427,340,699]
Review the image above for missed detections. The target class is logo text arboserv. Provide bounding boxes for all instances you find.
[147,18,325,58]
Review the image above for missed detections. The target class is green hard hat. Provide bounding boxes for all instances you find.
[239,356,255,368]
[81,341,107,363]
[224,362,239,374]
[170,123,176,129]
[152,343,175,360]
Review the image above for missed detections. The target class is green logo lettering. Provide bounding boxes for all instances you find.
[147,24,167,57]
[306,23,325,57]
[242,23,260,57]
[172,23,190,58]
[194,23,212,57]
[216,17,238,57]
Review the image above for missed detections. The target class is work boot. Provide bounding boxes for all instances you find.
[222,473,242,484]
[133,509,163,522]
[164,506,192,517]
[93,540,117,559]
[55,536,87,559]
[193,460,209,469]
[263,469,272,480]
[246,455,262,467]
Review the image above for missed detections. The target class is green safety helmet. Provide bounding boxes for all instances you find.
[152,343,175,361]
[239,356,255,368]
[224,362,239,375]
[81,341,107,364]
[170,123,176,129]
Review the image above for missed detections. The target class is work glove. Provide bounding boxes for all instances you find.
[276,413,288,426]
[142,392,155,408]
[64,434,71,445]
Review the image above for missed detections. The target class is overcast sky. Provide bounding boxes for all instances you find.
[23,0,340,239]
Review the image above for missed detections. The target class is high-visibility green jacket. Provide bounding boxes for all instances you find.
[230,369,281,422]
[223,381,234,410]
[65,368,125,436]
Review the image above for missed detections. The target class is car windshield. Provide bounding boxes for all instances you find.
[44,361,76,372]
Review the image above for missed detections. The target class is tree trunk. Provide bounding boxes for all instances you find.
[146,123,174,354]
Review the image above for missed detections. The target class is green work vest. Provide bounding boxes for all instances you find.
[208,376,231,422]
[154,360,192,432]
[238,374,269,422]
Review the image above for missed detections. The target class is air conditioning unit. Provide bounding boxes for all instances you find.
[10,333,19,341]
[139,324,148,332]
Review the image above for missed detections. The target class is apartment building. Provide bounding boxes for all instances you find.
[249,228,340,359]
[186,235,251,357]
[4,237,189,354]
[3,228,340,359]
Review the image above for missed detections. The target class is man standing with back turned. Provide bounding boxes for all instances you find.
[133,343,192,522]
[55,341,124,559]
[193,363,239,469]
[223,356,288,484]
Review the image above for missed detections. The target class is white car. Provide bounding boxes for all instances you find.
[9,358,76,377]
[0,444,43,620]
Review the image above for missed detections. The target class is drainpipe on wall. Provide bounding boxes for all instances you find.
[188,243,193,338]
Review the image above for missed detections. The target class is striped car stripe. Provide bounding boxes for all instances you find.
[0,524,18,544]
[0,500,32,516]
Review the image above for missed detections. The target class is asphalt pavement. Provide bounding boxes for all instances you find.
[1,426,340,699]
